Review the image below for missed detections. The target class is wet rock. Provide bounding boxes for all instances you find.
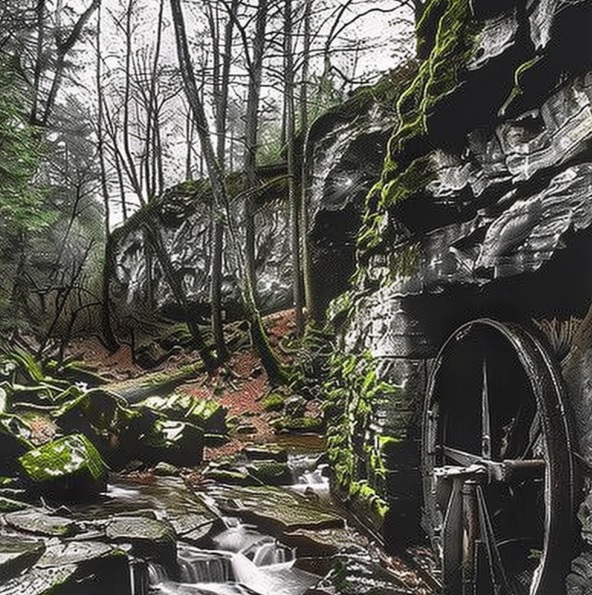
[204,433,230,447]
[4,508,79,537]
[18,434,108,501]
[308,547,411,595]
[0,536,45,582]
[0,543,131,595]
[243,444,288,463]
[212,485,344,534]
[246,461,292,486]
[283,527,369,557]
[105,515,176,571]
[0,414,34,475]
[138,419,204,467]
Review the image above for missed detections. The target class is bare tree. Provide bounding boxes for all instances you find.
[169,0,290,384]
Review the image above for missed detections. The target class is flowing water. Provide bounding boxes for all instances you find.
[145,452,329,595]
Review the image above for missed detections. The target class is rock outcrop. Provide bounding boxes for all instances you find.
[322,0,592,579]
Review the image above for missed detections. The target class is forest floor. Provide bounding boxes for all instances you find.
[66,309,321,465]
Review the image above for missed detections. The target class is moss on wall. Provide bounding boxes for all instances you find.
[322,351,399,527]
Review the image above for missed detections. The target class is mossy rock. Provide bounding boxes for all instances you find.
[18,433,108,501]
[136,393,228,434]
[261,392,286,412]
[246,461,292,486]
[275,416,324,434]
[138,419,204,468]
[203,467,253,486]
[243,445,288,463]
[0,414,34,476]
[53,389,143,468]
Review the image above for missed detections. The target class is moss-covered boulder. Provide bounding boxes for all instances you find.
[53,389,144,468]
[18,434,108,501]
[135,393,228,433]
[0,414,33,475]
[138,419,204,467]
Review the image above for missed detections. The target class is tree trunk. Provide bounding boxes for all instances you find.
[96,2,118,352]
[169,0,289,385]
[284,0,304,337]
[143,222,216,370]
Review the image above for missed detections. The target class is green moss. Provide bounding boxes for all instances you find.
[322,352,399,497]
[416,0,449,58]
[380,154,435,207]
[500,54,545,115]
[262,392,286,412]
[19,434,107,483]
[275,416,324,433]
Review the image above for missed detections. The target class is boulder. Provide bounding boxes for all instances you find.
[18,434,108,501]
[135,393,228,433]
[243,444,288,463]
[138,419,204,467]
[53,389,144,468]
[246,461,292,486]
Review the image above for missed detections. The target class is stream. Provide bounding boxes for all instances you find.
[143,453,328,595]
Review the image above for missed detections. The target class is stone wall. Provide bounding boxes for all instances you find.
[324,0,592,578]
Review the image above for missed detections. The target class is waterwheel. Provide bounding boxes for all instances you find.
[422,319,576,595]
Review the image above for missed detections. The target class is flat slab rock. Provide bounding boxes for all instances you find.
[4,508,80,537]
[0,541,130,595]
[210,485,345,534]
[0,536,45,583]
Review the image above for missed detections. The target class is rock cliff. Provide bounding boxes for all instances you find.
[323,0,592,584]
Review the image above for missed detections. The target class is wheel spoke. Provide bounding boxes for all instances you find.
[476,485,518,595]
[481,358,492,460]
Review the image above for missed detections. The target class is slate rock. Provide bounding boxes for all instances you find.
[4,508,79,537]
[0,544,131,595]
[212,485,344,534]
[0,536,45,583]
[105,515,176,571]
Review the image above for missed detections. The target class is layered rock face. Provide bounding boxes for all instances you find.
[109,172,292,327]
[325,0,592,566]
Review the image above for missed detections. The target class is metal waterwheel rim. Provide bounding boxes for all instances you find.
[421,318,576,595]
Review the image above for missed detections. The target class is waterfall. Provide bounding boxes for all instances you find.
[178,548,234,583]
